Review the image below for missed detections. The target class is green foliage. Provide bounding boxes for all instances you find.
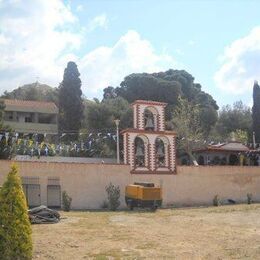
[108,69,218,126]
[215,101,252,140]
[105,183,120,211]
[0,164,32,260]
[116,72,181,106]
[59,61,84,139]
[252,81,260,143]
[62,191,72,212]
[0,99,5,124]
[0,99,12,137]
[247,193,253,204]
[82,97,131,157]
[231,129,248,143]
[83,97,132,131]
[213,195,221,207]
[1,82,58,104]
[171,97,203,163]
[0,133,15,159]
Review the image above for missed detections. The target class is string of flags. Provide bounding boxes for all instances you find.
[0,131,119,157]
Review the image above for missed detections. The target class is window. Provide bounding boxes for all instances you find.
[25,116,32,123]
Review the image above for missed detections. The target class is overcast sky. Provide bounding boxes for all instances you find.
[0,0,260,107]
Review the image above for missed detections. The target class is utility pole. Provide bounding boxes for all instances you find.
[253,131,256,149]
[114,119,120,164]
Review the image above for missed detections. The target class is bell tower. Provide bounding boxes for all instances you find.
[121,100,177,174]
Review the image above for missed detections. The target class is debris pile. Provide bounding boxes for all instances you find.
[28,205,60,224]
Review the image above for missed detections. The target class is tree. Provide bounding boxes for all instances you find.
[83,97,132,131]
[0,164,32,259]
[0,100,14,159]
[171,98,204,165]
[215,101,252,140]
[59,61,84,139]
[106,69,218,128]
[252,81,260,143]
[231,129,248,143]
[0,99,5,128]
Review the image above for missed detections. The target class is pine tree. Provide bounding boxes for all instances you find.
[0,164,32,260]
[252,81,260,143]
[58,61,84,140]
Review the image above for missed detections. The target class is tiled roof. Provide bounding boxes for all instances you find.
[3,99,58,114]
[194,142,250,153]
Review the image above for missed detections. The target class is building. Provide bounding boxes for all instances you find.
[193,142,254,165]
[121,100,177,174]
[3,99,58,135]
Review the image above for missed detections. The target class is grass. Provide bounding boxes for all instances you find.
[32,204,260,259]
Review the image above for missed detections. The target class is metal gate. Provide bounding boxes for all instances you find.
[47,185,61,208]
[22,184,41,208]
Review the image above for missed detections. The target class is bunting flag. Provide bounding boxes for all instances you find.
[60,133,66,138]
[5,132,9,144]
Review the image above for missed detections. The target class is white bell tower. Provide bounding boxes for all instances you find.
[121,100,177,174]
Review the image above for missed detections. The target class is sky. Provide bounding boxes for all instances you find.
[0,0,260,108]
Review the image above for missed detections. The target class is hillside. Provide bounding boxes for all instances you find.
[1,82,58,104]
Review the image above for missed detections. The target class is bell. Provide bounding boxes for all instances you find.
[145,117,154,130]
[135,146,144,157]
[157,146,164,157]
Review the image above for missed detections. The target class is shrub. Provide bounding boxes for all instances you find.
[101,200,109,209]
[62,191,72,212]
[247,193,253,204]
[213,195,221,206]
[0,164,32,260]
[105,182,120,211]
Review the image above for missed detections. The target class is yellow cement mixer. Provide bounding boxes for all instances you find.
[125,182,162,210]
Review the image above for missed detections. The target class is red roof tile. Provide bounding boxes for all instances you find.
[3,99,58,113]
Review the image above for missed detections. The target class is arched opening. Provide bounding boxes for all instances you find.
[229,154,239,165]
[212,156,220,165]
[198,155,205,165]
[220,157,227,165]
[134,136,148,167]
[144,106,158,131]
[155,136,169,168]
[156,138,165,167]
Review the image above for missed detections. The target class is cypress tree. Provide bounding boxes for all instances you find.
[0,164,32,260]
[59,61,84,140]
[252,81,260,143]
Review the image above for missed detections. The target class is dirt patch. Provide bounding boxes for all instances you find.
[33,205,260,259]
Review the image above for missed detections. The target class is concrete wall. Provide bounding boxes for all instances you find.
[0,160,260,209]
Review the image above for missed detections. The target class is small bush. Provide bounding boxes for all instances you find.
[101,200,109,209]
[105,182,120,211]
[0,164,32,259]
[247,193,253,204]
[62,191,72,211]
[213,195,221,206]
